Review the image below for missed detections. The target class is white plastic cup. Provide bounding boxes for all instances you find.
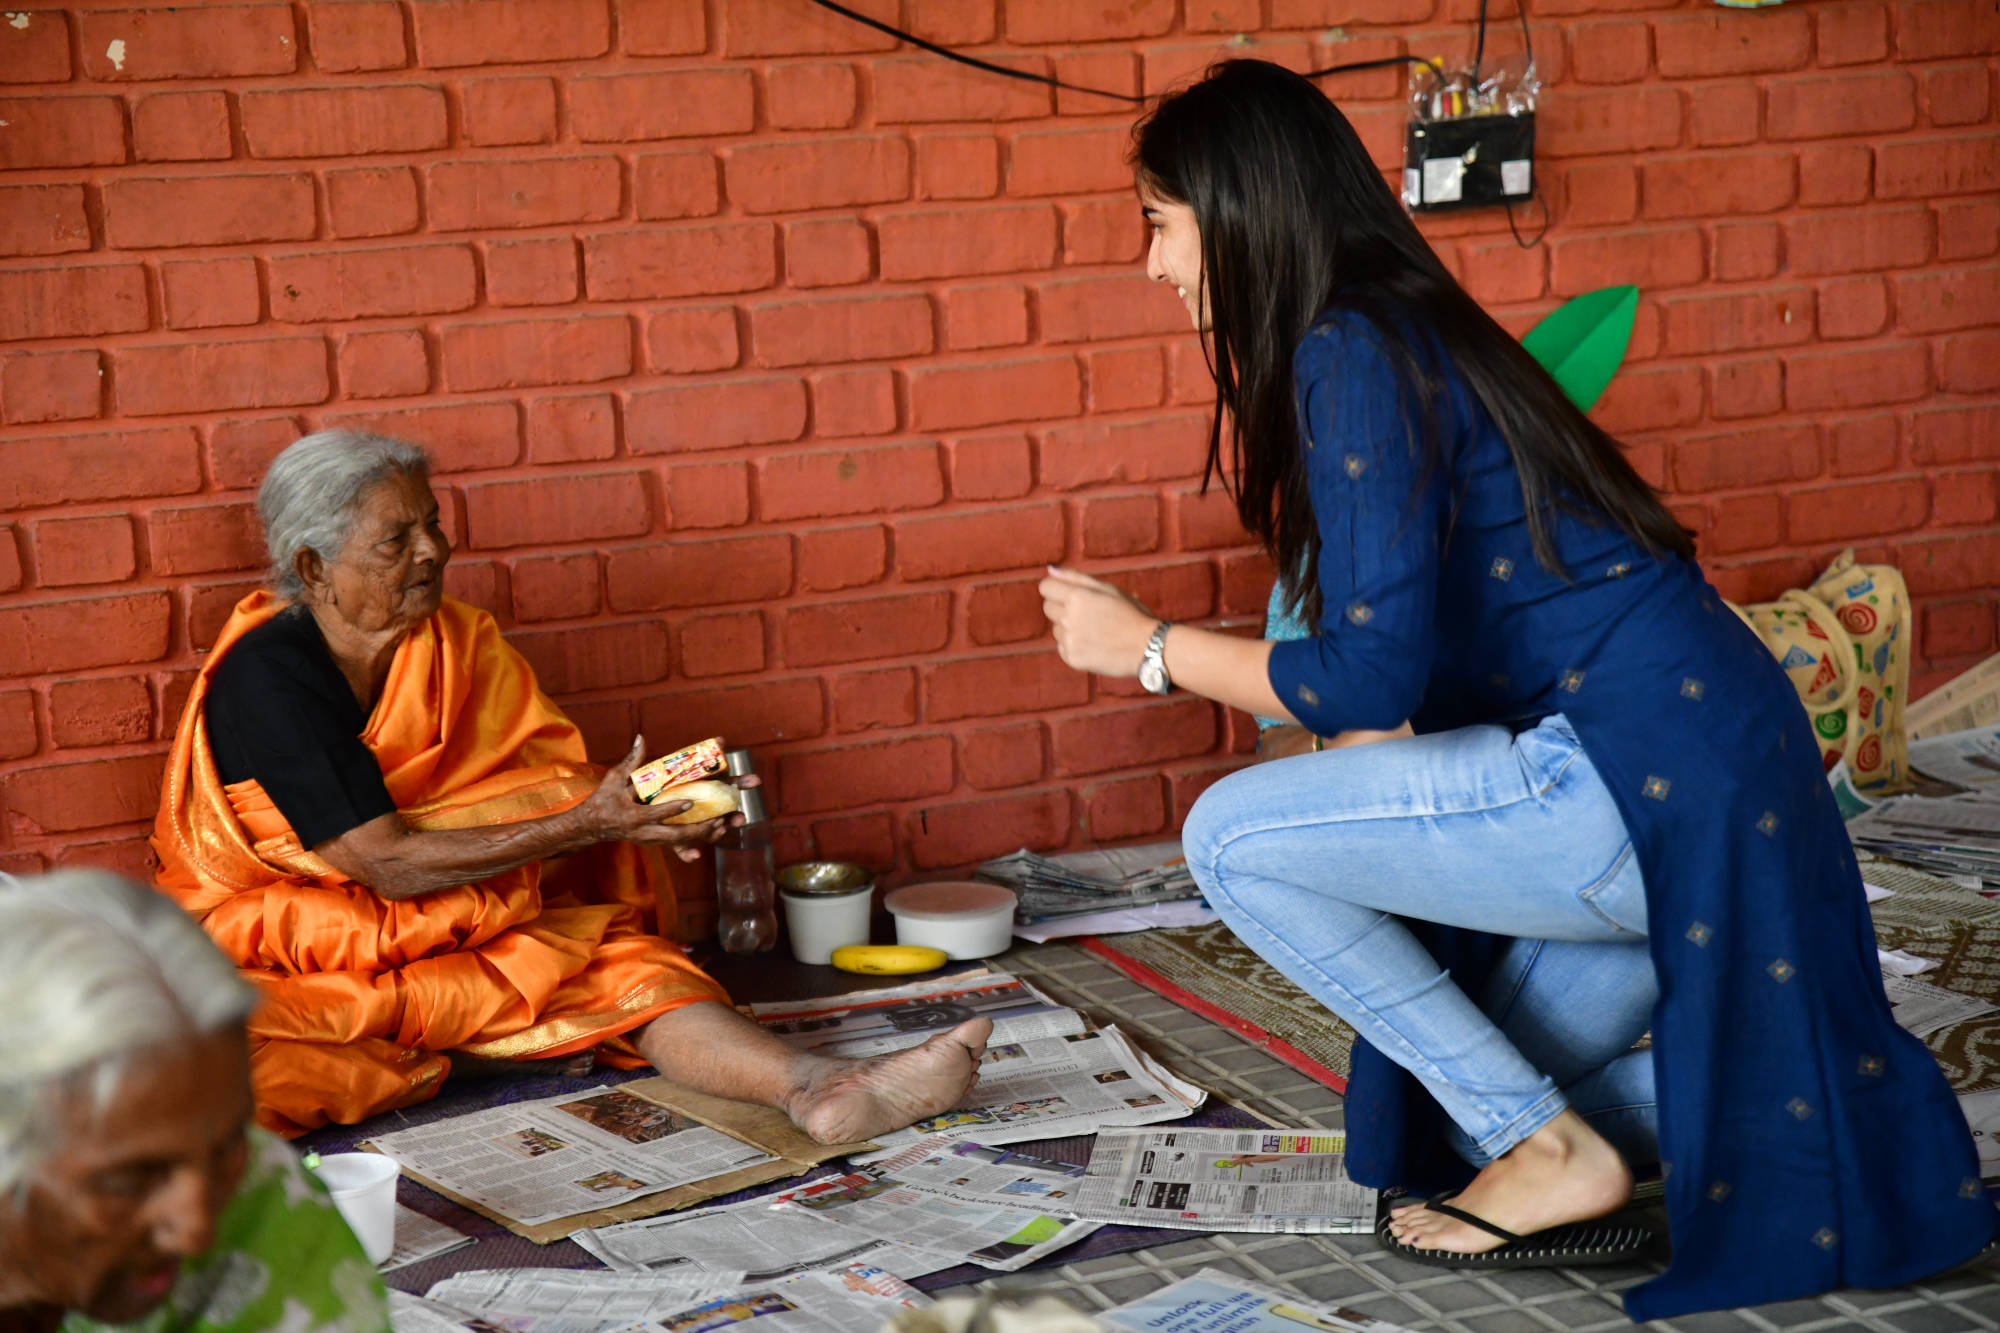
[776,861,875,965]
[314,1152,400,1264]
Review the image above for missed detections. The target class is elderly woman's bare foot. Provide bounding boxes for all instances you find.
[789,1018,992,1144]
[1387,1110,1632,1253]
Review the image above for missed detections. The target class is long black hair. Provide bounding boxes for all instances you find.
[1133,59,1692,626]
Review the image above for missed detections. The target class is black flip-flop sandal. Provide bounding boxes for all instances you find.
[1376,1188,1656,1270]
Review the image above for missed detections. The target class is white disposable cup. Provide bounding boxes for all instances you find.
[314,1152,400,1264]
[781,884,873,964]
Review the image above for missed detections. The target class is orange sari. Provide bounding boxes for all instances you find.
[152,591,729,1137]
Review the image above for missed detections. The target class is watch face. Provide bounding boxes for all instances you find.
[1139,660,1167,694]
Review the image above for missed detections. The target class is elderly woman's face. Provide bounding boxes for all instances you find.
[312,470,451,633]
[3,1029,253,1322]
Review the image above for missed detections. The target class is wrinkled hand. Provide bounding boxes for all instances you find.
[1039,566,1159,677]
[580,736,760,862]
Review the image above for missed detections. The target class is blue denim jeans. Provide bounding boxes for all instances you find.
[1183,714,1660,1167]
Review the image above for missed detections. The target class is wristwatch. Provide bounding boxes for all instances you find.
[1138,621,1173,695]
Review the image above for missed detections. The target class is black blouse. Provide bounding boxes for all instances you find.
[205,605,397,848]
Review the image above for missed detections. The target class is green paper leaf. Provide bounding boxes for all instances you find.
[1521,284,1639,412]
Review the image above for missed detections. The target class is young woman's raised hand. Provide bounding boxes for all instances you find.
[1039,566,1159,677]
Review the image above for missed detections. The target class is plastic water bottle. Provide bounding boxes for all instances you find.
[714,748,777,954]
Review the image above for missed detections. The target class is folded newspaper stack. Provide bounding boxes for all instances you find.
[1845,791,2000,894]
[976,840,1201,923]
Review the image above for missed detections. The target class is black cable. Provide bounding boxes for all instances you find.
[805,0,1442,101]
[1507,187,1551,249]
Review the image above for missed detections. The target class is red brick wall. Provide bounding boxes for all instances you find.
[2,0,1996,891]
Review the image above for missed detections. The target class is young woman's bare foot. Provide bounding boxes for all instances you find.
[1387,1109,1633,1254]
[788,1018,992,1144]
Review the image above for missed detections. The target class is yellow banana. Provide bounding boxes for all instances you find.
[831,944,948,975]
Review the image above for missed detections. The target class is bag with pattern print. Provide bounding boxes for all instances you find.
[1727,549,1912,793]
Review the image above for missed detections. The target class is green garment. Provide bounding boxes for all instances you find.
[65,1130,390,1333]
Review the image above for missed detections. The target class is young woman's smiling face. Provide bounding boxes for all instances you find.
[1140,183,1208,331]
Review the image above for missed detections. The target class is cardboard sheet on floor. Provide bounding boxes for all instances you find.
[364,1075,870,1244]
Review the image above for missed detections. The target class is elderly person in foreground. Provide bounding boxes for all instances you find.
[152,430,987,1139]
[0,869,389,1333]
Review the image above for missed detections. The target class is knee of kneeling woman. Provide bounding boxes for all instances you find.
[1181,768,1259,902]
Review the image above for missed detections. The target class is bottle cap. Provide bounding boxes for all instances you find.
[724,748,755,777]
[737,784,769,826]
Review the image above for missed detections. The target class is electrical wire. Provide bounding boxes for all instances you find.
[804,0,1443,100]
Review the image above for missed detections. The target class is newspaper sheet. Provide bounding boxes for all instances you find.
[746,972,1086,1057]
[1073,1128,1376,1234]
[1828,760,1880,819]
[1908,652,2000,740]
[388,1290,492,1333]
[575,1177,953,1282]
[1014,899,1218,943]
[1845,793,2000,889]
[366,1085,775,1226]
[856,1026,1207,1157]
[422,1269,748,1333]
[1958,1087,2000,1180]
[383,1205,474,1271]
[1100,1269,1417,1333]
[977,840,1200,922]
[1886,972,1999,1039]
[1911,725,2000,789]
[423,1266,928,1333]
[773,1135,1100,1271]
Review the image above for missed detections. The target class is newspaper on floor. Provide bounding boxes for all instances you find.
[643,1265,932,1333]
[1828,759,1880,820]
[1072,1127,1376,1234]
[1845,792,2000,891]
[364,1084,775,1227]
[388,1289,492,1333]
[382,1204,474,1271]
[1911,724,2000,789]
[1878,947,1939,976]
[1014,898,1219,944]
[422,1268,749,1333]
[1958,1087,2000,1181]
[1100,1268,1418,1333]
[771,1135,1100,1271]
[1886,972,1999,1039]
[976,840,1200,923]
[855,1026,1207,1158]
[574,1176,953,1282]
[1907,651,2000,740]
[746,972,1085,1057]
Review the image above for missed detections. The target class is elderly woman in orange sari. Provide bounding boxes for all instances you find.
[153,430,987,1140]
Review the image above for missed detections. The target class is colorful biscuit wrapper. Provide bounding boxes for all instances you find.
[631,736,727,803]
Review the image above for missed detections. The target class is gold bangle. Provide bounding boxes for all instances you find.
[1311,734,1325,752]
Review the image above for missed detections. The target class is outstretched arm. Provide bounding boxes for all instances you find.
[313,737,750,901]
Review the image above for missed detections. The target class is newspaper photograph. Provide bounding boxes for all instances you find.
[1958,1087,2000,1180]
[1073,1128,1376,1233]
[422,1268,748,1333]
[1886,972,1999,1039]
[366,1085,776,1226]
[775,1135,1101,1271]
[575,1177,954,1282]
[745,972,1085,1057]
[857,1027,1206,1156]
[1101,1269,1417,1333]
[383,1204,474,1271]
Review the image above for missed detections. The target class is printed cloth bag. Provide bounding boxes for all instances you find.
[1727,549,1912,792]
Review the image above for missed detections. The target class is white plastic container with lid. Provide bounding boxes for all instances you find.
[883,881,1017,959]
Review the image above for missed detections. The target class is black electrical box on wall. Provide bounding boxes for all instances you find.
[1403,113,1536,213]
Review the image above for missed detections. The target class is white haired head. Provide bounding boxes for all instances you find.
[0,870,258,1197]
[258,429,431,600]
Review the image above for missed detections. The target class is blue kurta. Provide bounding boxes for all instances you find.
[1265,310,1994,1320]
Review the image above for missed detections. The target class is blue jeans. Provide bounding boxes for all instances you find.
[1184,714,1660,1167]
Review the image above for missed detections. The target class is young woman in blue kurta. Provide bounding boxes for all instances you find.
[1039,60,1993,1320]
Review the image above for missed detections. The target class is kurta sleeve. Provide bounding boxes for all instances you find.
[1266,315,1446,734]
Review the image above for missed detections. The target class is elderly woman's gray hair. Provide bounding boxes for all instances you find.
[259,429,431,599]
[0,869,257,1195]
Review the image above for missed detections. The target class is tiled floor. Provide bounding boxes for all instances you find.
[938,941,2000,1332]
